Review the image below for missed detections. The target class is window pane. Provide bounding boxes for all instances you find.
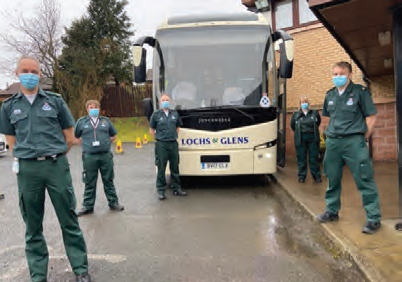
[298,0,317,24]
[275,0,293,29]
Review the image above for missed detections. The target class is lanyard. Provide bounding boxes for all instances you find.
[90,118,100,141]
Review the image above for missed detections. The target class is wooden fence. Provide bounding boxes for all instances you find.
[101,84,152,117]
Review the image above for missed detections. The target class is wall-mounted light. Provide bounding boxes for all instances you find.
[255,0,270,12]
[384,58,393,69]
[378,31,392,46]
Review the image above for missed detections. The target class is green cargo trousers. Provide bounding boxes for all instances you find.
[295,132,321,180]
[17,155,88,282]
[323,135,381,222]
[82,152,119,209]
[155,141,181,193]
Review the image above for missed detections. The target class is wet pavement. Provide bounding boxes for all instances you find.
[276,159,402,282]
[1,144,365,282]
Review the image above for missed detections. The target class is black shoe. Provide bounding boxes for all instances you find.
[76,273,91,282]
[298,178,305,183]
[158,193,166,200]
[317,211,339,223]
[109,204,124,211]
[362,221,381,234]
[314,177,322,183]
[173,189,187,196]
[77,208,94,217]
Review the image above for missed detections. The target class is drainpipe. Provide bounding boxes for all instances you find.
[394,5,402,231]
[363,75,373,158]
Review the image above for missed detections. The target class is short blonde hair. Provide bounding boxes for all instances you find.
[85,100,100,108]
[300,96,309,104]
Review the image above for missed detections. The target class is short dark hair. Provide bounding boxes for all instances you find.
[333,61,352,73]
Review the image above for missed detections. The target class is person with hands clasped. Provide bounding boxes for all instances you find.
[75,100,124,216]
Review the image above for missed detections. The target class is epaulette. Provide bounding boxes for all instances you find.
[76,116,88,123]
[2,92,19,104]
[326,87,336,95]
[44,91,62,97]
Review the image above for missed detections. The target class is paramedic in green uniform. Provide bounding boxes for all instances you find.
[317,61,381,234]
[290,96,321,183]
[75,100,124,216]
[0,56,90,282]
[149,94,187,200]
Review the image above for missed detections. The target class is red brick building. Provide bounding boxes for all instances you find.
[242,0,397,161]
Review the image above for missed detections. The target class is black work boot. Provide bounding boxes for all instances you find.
[173,189,187,196]
[362,221,381,234]
[109,203,124,211]
[298,178,305,183]
[76,273,91,282]
[314,176,322,183]
[158,192,166,200]
[317,211,339,223]
[77,207,94,217]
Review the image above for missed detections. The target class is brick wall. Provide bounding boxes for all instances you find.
[284,24,396,161]
[285,101,396,162]
[286,24,365,109]
[372,102,397,161]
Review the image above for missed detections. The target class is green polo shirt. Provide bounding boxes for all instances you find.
[322,82,377,138]
[0,88,75,158]
[149,109,182,141]
[75,116,117,153]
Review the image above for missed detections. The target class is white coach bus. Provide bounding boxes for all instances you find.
[133,13,293,176]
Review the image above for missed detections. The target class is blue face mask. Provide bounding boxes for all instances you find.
[19,73,39,90]
[301,103,309,110]
[332,75,348,88]
[89,108,100,118]
[161,101,170,109]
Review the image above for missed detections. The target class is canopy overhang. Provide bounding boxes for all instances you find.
[309,0,402,78]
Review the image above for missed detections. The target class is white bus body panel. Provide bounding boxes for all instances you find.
[178,120,277,175]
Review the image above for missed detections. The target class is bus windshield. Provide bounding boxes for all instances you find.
[156,25,270,110]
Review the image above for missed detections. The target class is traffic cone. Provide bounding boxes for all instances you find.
[143,134,149,145]
[115,139,123,154]
[135,137,142,149]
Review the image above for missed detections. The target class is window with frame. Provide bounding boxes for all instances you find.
[272,0,318,30]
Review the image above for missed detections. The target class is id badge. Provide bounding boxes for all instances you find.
[92,141,100,147]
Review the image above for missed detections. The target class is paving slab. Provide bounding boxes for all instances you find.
[275,159,402,282]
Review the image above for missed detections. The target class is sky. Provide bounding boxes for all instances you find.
[0,0,248,89]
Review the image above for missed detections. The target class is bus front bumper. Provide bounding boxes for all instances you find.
[178,145,277,176]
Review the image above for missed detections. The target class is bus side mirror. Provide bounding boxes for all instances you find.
[278,39,294,78]
[133,46,147,83]
[143,98,153,121]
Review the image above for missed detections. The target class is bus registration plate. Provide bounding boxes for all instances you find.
[201,162,229,170]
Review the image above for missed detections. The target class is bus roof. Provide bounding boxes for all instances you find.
[158,13,268,30]
[168,13,258,25]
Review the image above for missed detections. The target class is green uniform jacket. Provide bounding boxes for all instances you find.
[149,109,182,141]
[290,109,321,147]
[75,116,117,153]
[0,88,75,158]
[322,82,377,138]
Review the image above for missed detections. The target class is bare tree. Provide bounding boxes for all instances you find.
[0,0,62,79]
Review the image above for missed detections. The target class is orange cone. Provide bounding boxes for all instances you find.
[115,140,123,154]
[143,134,149,145]
[135,137,142,149]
